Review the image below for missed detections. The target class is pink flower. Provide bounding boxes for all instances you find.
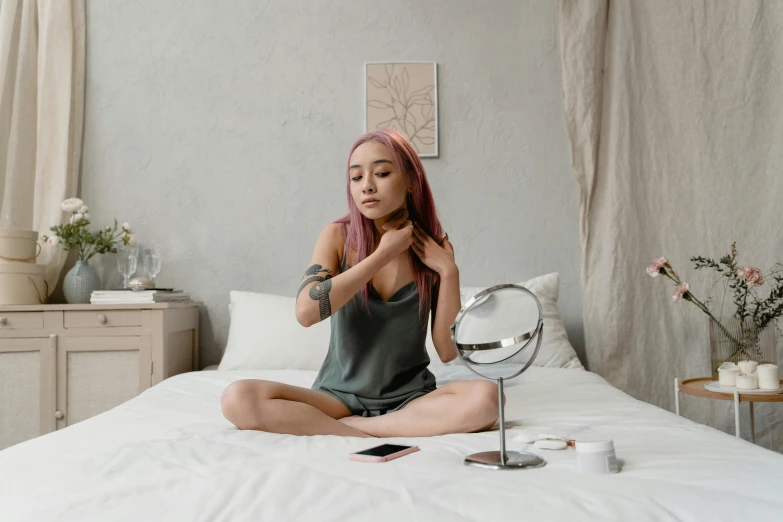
[672,282,690,302]
[646,257,668,277]
[737,266,764,286]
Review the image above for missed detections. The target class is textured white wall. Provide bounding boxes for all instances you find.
[81,0,584,368]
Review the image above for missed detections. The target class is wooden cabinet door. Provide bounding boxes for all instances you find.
[0,336,55,450]
[56,336,151,429]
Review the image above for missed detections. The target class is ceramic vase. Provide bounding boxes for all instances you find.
[63,260,101,304]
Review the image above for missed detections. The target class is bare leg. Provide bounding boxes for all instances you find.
[339,380,500,437]
[221,379,373,437]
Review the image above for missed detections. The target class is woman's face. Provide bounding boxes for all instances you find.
[348,140,409,220]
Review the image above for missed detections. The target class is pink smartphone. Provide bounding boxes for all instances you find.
[349,443,420,462]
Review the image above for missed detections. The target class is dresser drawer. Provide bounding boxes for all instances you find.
[64,311,143,329]
[0,312,44,330]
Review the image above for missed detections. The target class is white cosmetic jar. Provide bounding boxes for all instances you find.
[718,367,740,386]
[575,440,619,475]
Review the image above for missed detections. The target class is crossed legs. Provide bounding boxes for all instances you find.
[220,379,499,438]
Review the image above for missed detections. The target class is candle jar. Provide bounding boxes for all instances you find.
[718,365,739,386]
[757,364,780,390]
[735,373,759,390]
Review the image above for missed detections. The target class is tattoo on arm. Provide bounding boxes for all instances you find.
[297,264,334,319]
[297,265,333,297]
[304,264,332,277]
[309,278,333,320]
[297,275,329,297]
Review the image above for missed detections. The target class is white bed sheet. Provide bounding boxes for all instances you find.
[1,365,782,521]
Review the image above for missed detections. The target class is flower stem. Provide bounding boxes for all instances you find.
[664,272,746,355]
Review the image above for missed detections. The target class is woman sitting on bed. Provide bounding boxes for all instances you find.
[221,129,499,438]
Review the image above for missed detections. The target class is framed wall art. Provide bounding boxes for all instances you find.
[364,62,438,158]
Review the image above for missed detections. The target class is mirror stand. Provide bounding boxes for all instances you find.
[463,377,546,470]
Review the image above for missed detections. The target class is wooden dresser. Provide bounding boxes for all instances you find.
[0,302,200,450]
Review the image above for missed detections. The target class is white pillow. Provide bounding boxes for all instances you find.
[425,273,583,369]
[218,291,331,371]
[220,273,582,371]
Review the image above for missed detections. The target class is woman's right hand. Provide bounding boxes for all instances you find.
[378,212,414,259]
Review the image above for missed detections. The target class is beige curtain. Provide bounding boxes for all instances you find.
[0,0,85,294]
[559,0,783,451]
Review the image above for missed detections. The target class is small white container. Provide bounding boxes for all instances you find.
[757,364,780,390]
[0,262,46,305]
[575,440,619,475]
[738,360,759,375]
[735,373,759,390]
[718,367,740,386]
[0,228,39,262]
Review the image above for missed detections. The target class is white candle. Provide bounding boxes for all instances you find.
[738,360,759,375]
[735,373,759,390]
[757,364,780,390]
[718,367,739,386]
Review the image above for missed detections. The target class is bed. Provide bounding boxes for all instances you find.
[3,277,782,520]
[1,363,782,521]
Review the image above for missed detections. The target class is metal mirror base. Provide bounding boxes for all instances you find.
[464,451,546,470]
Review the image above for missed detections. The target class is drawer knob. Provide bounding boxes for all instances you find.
[55,411,64,420]
[0,317,6,326]
[97,314,108,325]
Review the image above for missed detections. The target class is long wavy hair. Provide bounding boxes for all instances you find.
[335,129,443,323]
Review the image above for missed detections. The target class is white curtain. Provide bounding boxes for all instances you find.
[0,0,85,294]
[559,0,783,451]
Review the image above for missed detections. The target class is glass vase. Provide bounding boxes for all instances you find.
[708,317,777,380]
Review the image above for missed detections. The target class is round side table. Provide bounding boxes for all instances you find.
[674,377,783,443]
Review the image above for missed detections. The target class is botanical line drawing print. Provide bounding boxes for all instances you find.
[366,63,437,156]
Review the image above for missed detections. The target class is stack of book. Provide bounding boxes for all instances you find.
[90,289,191,304]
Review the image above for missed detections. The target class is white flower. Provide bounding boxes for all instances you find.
[47,235,60,246]
[122,222,132,232]
[78,205,89,213]
[61,198,84,213]
[73,212,84,223]
[126,233,137,247]
[83,213,90,220]
[105,226,112,231]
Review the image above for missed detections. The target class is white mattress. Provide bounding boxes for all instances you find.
[1,365,782,521]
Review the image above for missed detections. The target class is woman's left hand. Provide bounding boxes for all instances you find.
[411,222,457,276]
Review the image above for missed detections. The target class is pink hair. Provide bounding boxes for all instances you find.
[335,129,444,323]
